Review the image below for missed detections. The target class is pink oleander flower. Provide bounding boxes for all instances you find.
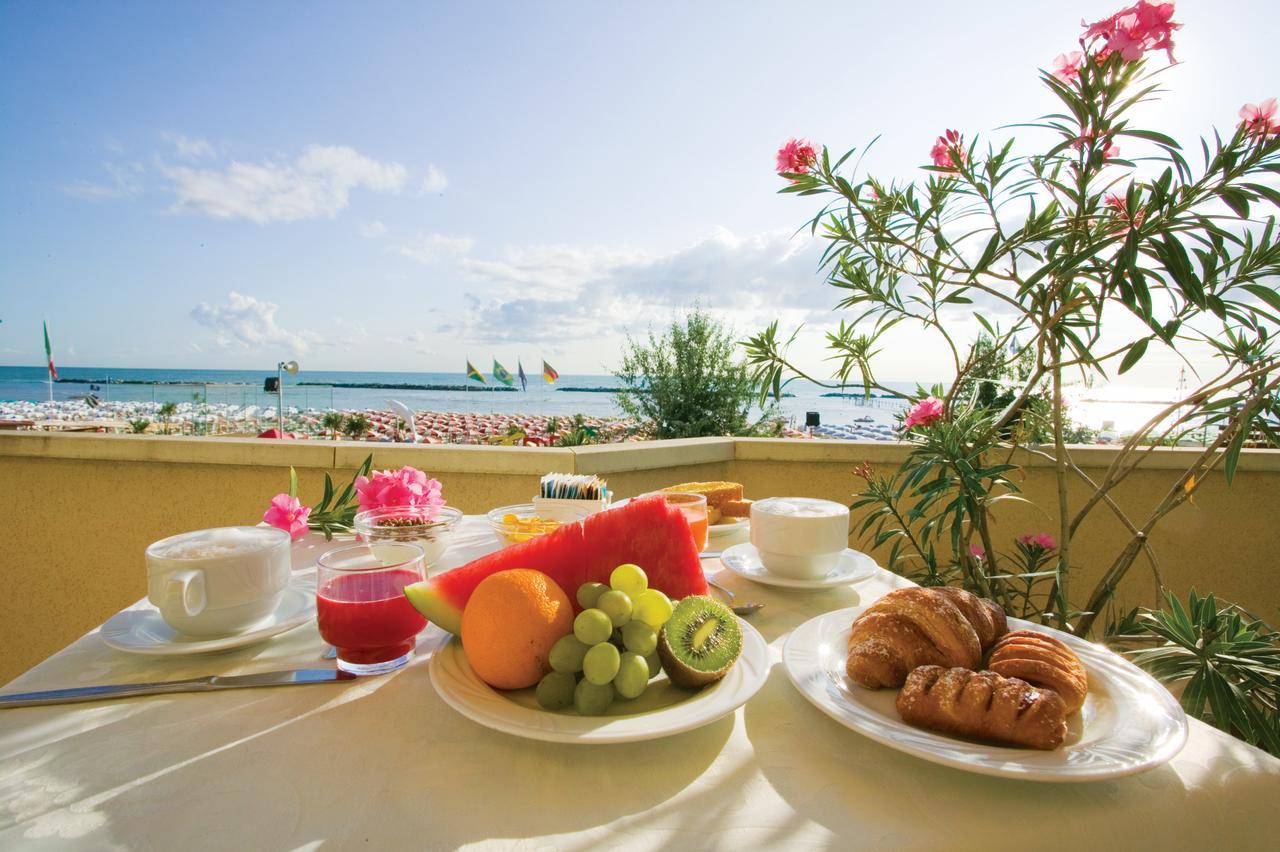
[1083,1,1180,63]
[263,493,311,541]
[1052,51,1084,84]
[1105,191,1145,232]
[969,543,986,560]
[1240,98,1280,138]
[904,396,945,430]
[1018,532,1058,552]
[775,137,818,176]
[354,465,445,516]
[1071,131,1120,160]
[929,129,966,171]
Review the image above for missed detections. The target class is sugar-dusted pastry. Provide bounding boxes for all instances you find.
[932,587,1008,649]
[896,666,1069,750]
[987,629,1088,714]
[846,587,1006,688]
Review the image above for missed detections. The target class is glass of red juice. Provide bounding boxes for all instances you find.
[316,542,427,676]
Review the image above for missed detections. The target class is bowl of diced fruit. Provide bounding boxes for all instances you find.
[486,503,594,545]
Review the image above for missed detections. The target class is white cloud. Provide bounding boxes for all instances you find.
[422,165,449,193]
[191,292,315,354]
[166,133,216,161]
[62,162,144,200]
[360,220,387,238]
[443,227,833,343]
[163,145,408,223]
[398,233,474,264]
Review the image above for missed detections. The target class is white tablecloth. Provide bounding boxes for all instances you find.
[1,517,1278,850]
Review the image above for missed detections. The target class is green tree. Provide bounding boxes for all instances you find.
[128,418,150,434]
[157,402,178,435]
[342,413,371,440]
[321,411,346,440]
[614,309,775,439]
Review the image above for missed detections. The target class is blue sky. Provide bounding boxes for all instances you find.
[1,0,1277,384]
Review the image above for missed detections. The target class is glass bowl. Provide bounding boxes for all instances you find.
[486,502,593,545]
[353,505,462,566]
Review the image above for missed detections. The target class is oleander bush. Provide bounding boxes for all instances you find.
[747,1,1280,743]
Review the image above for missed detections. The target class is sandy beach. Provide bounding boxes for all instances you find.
[0,399,900,443]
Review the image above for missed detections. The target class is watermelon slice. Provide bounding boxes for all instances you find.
[404,495,707,635]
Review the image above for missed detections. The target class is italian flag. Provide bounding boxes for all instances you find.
[43,321,58,381]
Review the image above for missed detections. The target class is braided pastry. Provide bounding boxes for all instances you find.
[987,629,1088,714]
[846,587,1005,688]
[896,666,1069,750]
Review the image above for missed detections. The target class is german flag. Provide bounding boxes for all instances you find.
[542,360,558,384]
[466,360,486,384]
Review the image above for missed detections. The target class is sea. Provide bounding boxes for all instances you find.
[0,365,912,429]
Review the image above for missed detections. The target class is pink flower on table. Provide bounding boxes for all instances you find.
[775,138,818,176]
[1082,1,1180,63]
[263,494,311,541]
[354,466,445,516]
[929,129,966,171]
[1240,98,1280,138]
[1018,532,1058,552]
[1052,51,1084,84]
[904,396,945,430]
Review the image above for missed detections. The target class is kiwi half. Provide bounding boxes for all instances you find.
[657,596,742,688]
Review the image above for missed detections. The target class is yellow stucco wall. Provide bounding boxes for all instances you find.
[2,432,1278,685]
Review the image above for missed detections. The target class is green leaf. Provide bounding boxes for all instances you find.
[288,466,298,499]
[1119,338,1149,374]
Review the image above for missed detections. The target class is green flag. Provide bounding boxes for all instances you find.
[43,321,58,380]
[493,359,515,387]
[466,360,486,384]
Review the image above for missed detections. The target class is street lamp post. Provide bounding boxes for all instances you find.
[276,360,299,434]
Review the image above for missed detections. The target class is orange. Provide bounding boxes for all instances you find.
[460,569,573,690]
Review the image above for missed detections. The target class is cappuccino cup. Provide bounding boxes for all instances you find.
[146,526,292,636]
[749,497,851,579]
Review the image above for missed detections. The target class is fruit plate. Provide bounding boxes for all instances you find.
[428,617,770,744]
[782,605,1188,781]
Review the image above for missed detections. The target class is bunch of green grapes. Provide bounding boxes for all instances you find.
[535,563,675,715]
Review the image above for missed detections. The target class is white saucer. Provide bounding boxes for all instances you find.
[101,574,316,656]
[720,542,878,589]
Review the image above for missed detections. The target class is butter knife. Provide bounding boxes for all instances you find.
[0,668,355,709]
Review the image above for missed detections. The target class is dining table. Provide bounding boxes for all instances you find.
[1,515,1278,850]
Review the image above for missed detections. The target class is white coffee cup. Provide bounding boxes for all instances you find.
[749,497,851,579]
[145,526,292,637]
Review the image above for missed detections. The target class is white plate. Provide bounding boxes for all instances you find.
[720,542,877,589]
[429,618,770,744]
[782,606,1188,781]
[101,574,316,656]
[708,518,749,536]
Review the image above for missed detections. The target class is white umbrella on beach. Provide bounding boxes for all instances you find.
[389,399,418,443]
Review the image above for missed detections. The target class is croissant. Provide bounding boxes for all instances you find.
[987,629,1088,714]
[896,666,1068,750]
[846,587,1007,688]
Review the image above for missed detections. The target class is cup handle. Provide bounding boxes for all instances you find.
[166,569,206,617]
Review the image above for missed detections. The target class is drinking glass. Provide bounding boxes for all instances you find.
[646,492,709,551]
[316,542,427,676]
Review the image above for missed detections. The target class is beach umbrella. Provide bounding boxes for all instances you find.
[389,399,418,443]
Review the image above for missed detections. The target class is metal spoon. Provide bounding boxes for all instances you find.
[704,575,765,617]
